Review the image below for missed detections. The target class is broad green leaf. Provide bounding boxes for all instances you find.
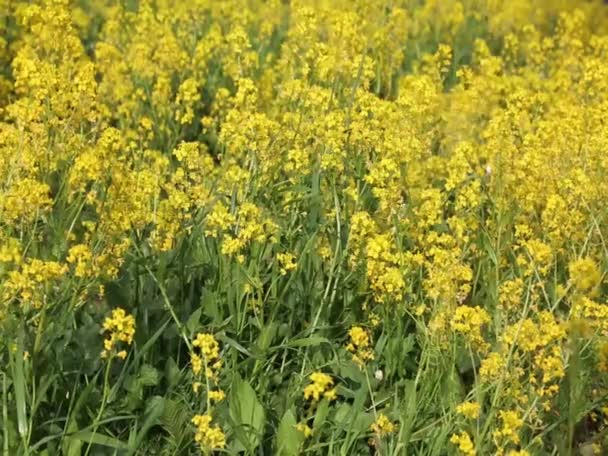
[334,403,352,425]
[165,357,181,389]
[61,379,97,456]
[186,308,202,334]
[276,410,302,456]
[229,377,265,450]
[138,365,160,387]
[312,399,329,432]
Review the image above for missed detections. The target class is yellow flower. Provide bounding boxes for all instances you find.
[296,422,313,438]
[303,372,337,402]
[192,414,226,450]
[456,401,481,419]
[450,431,475,456]
[480,352,505,382]
[101,308,135,360]
[568,257,601,295]
[191,333,222,379]
[208,390,226,403]
[277,252,297,275]
[370,413,397,436]
[451,305,490,351]
[492,410,524,445]
[346,326,374,367]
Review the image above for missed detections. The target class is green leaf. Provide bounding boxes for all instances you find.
[257,322,278,353]
[219,335,257,358]
[10,329,28,442]
[312,399,329,432]
[160,398,190,450]
[138,365,160,387]
[285,336,330,348]
[398,380,417,447]
[201,289,220,323]
[229,377,266,450]
[186,308,202,335]
[334,403,352,425]
[64,421,82,456]
[128,396,165,455]
[61,378,97,456]
[276,410,302,456]
[165,357,182,389]
[70,431,128,449]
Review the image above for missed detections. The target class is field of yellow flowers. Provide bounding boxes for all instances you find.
[2,0,608,454]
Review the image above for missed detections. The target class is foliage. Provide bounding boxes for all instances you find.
[2,0,608,455]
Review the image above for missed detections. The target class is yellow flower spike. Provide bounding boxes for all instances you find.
[101,308,135,360]
[346,326,375,367]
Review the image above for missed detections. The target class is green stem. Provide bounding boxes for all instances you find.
[85,358,112,456]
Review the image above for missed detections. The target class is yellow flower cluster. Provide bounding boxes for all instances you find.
[346,326,375,367]
[450,431,476,456]
[191,333,222,381]
[370,413,397,437]
[451,305,491,351]
[101,308,135,360]
[2,259,67,314]
[277,252,297,276]
[569,257,601,295]
[303,372,337,403]
[192,414,226,450]
[2,0,608,453]
[456,401,481,420]
[492,410,524,447]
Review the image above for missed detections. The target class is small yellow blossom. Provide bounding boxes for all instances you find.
[296,422,313,438]
[451,305,490,351]
[208,390,226,403]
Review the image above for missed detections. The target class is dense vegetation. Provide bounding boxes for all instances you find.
[2,0,608,454]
